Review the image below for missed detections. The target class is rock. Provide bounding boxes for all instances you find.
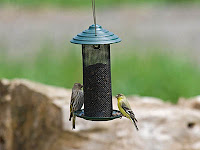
[1,79,200,150]
[178,96,200,110]
[0,79,71,150]
[0,79,12,150]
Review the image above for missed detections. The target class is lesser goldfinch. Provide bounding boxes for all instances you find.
[116,94,139,131]
[69,83,84,129]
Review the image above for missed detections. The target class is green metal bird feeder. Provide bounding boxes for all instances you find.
[70,1,121,121]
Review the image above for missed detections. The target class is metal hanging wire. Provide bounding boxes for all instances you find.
[92,0,97,36]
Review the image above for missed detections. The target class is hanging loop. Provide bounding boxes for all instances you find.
[92,0,97,36]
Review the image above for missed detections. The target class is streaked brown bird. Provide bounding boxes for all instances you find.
[69,83,84,129]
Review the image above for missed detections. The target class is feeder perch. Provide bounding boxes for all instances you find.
[70,24,121,121]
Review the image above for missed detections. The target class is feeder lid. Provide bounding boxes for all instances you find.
[70,24,121,45]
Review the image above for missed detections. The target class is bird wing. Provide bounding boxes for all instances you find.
[121,102,138,122]
[69,91,76,121]
[121,101,139,130]
[70,91,76,112]
[122,97,132,109]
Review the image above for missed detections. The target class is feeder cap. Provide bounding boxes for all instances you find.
[70,24,121,45]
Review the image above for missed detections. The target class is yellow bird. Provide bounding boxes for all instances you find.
[115,94,139,131]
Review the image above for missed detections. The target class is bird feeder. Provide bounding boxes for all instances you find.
[71,24,121,121]
[70,0,122,121]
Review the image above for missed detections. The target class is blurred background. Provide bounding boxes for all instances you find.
[0,0,200,103]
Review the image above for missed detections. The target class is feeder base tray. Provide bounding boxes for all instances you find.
[74,109,122,121]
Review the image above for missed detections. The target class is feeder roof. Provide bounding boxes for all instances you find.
[70,24,121,45]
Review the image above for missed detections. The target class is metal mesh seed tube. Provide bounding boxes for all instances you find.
[82,44,113,117]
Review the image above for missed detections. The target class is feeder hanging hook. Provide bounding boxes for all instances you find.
[92,0,97,36]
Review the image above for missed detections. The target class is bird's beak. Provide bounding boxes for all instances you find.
[115,95,118,98]
[81,84,83,88]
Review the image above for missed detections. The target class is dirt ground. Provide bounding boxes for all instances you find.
[0,5,200,60]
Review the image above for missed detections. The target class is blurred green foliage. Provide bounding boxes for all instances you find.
[1,0,199,7]
[112,50,200,102]
[0,45,200,103]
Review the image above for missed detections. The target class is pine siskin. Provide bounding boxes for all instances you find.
[69,83,84,129]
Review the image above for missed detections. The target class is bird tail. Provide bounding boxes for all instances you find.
[130,116,139,131]
[72,114,76,129]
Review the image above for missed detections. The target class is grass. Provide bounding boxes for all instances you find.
[1,44,200,103]
[112,50,200,102]
[1,0,199,8]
